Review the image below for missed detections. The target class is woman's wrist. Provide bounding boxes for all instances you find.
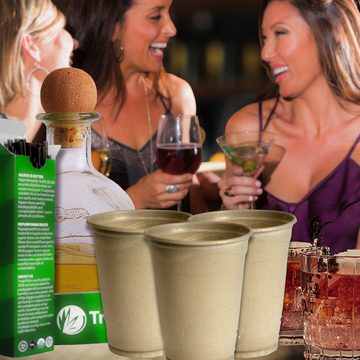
[126,187,144,209]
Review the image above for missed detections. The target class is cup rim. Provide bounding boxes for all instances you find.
[300,248,360,259]
[86,209,191,234]
[289,241,312,249]
[216,131,278,146]
[145,221,253,246]
[188,209,297,233]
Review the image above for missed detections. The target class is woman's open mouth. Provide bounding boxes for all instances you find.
[273,66,289,82]
[149,42,167,57]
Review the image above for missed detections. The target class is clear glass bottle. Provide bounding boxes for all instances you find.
[36,112,134,294]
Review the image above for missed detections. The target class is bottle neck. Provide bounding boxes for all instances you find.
[46,120,94,172]
[56,146,92,172]
[36,113,101,172]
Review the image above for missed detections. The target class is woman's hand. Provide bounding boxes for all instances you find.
[218,166,263,210]
[126,169,193,209]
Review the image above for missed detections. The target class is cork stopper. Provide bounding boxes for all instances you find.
[41,68,97,113]
[40,68,97,148]
[48,123,90,148]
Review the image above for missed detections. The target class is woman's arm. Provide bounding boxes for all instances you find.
[166,74,211,213]
[225,102,260,135]
[166,74,196,115]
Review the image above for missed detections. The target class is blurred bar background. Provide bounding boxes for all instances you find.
[54,0,273,161]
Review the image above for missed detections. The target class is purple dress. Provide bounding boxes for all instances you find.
[256,102,360,254]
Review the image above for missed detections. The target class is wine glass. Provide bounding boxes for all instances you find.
[156,114,203,211]
[216,131,277,209]
[91,117,112,177]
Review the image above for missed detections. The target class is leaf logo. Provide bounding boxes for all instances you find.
[57,305,87,335]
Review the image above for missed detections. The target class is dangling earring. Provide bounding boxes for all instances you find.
[26,63,49,96]
[112,39,124,63]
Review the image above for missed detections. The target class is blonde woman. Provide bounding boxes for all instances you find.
[0,0,78,142]
[218,0,360,253]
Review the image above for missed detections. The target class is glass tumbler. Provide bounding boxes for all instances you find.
[279,241,311,346]
[300,248,360,359]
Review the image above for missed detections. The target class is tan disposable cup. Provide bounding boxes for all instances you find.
[145,222,252,360]
[188,210,297,358]
[86,210,191,358]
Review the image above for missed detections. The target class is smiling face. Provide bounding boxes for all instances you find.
[115,0,176,75]
[261,1,323,98]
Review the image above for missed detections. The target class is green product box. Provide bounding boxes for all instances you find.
[0,121,60,357]
[54,292,107,345]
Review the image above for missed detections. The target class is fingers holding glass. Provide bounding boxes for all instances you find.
[220,182,261,209]
[217,131,276,209]
[165,184,181,193]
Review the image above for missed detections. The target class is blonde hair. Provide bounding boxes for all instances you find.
[0,0,65,107]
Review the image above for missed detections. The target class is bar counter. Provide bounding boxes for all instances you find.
[0,343,305,360]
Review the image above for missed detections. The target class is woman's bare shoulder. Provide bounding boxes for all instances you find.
[225,98,278,134]
[166,73,196,115]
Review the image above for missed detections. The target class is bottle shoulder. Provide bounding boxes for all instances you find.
[55,170,134,211]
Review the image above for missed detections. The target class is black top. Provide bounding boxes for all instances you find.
[0,110,8,119]
[91,95,190,212]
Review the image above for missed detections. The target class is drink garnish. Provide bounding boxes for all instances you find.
[310,222,339,273]
[223,146,236,159]
[311,221,323,247]
[232,157,245,166]
[317,247,339,274]
[243,160,256,172]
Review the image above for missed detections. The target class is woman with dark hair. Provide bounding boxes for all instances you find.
[65,0,206,212]
[218,0,360,253]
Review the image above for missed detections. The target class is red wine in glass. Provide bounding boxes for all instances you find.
[156,144,203,175]
[156,114,203,211]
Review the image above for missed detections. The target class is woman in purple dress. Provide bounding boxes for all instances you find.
[218,0,360,253]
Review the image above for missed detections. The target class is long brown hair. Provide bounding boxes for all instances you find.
[259,0,360,104]
[65,0,171,117]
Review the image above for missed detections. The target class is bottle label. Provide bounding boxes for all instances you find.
[54,292,107,344]
[0,146,56,357]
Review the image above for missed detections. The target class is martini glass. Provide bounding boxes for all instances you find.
[216,131,277,209]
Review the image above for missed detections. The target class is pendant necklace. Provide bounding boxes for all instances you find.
[112,76,154,175]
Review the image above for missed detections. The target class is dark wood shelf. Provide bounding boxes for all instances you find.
[56,0,269,101]
[192,78,273,100]
[171,0,261,14]
[54,0,262,15]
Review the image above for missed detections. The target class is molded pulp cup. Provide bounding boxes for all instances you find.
[145,222,252,360]
[86,210,191,358]
[188,210,297,358]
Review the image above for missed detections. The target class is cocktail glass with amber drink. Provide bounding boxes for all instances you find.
[300,248,360,359]
[279,242,311,345]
